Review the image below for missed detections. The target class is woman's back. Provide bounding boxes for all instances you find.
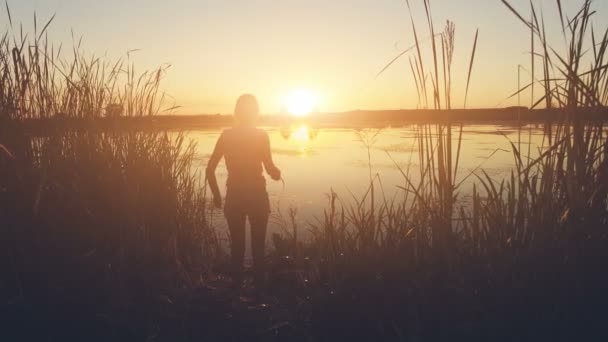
[222,127,266,187]
[210,126,280,191]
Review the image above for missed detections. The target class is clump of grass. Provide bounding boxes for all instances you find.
[0,7,175,120]
[0,10,220,341]
[2,0,608,340]
[266,0,608,340]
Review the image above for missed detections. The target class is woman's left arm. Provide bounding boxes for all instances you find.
[262,131,281,181]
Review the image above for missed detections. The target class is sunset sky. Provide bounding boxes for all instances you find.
[5,0,608,114]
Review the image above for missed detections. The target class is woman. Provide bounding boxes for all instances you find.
[206,94,281,290]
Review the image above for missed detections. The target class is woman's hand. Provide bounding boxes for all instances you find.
[213,195,222,209]
[269,168,281,181]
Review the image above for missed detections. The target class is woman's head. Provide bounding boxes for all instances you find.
[234,94,259,126]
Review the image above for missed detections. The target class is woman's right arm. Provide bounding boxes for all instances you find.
[206,133,225,208]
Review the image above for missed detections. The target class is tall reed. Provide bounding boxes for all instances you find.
[280,0,608,340]
[0,11,218,341]
[0,9,175,121]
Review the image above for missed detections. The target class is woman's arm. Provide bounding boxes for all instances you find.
[262,131,281,181]
[206,133,225,208]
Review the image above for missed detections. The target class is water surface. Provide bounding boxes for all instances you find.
[188,123,548,229]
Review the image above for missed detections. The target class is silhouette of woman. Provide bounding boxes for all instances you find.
[206,94,281,290]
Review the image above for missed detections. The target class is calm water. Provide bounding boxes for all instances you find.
[188,123,548,229]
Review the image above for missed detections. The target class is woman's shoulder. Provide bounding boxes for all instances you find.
[219,127,235,138]
[254,127,269,137]
[220,127,267,140]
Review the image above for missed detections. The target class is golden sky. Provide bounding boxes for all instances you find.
[6,0,608,114]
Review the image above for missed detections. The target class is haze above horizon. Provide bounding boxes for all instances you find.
[5,0,608,114]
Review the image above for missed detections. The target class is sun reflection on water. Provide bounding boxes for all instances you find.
[280,124,317,157]
[291,125,311,141]
[280,124,317,141]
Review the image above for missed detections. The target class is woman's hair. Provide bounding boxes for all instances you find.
[234,94,259,125]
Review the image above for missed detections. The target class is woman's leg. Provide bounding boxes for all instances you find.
[249,193,270,290]
[226,211,246,288]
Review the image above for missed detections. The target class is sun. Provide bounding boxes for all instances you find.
[285,89,318,117]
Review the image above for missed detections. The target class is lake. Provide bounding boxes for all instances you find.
[187,123,549,232]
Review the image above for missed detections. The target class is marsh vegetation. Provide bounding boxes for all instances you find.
[1,0,608,341]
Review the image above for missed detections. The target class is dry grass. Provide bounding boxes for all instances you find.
[1,0,608,341]
[0,9,220,341]
[268,0,608,340]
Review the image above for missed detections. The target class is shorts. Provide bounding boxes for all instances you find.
[224,188,271,218]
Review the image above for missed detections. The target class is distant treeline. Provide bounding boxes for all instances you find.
[13,107,608,134]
